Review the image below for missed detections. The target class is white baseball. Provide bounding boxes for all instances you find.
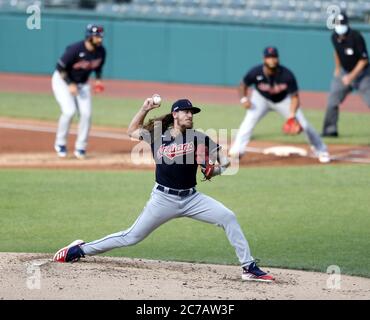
[152,94,162,106]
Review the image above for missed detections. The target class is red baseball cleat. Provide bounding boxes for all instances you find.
[53,240,85,263]
[242,262,275,282]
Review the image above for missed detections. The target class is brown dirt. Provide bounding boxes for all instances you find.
[1,253,369,300]
[1,117,369,169]
[0,72,369,112]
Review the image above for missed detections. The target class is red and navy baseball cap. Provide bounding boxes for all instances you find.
[171,99,201,114]
[263,47,279,58]
[86,24,104,38]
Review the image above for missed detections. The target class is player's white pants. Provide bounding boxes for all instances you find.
[82,184,254,268]
[52,71,92,151]
[229,90,327,156]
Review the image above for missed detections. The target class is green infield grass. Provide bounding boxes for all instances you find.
[1,165,369,278]
[0,92,369,145]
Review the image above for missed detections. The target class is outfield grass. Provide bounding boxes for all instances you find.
[0,92,369,145]
[1,166,369,278]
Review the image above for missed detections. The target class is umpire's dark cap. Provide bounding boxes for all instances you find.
[263,46,279,58]
[335,12,349,25]
[171,99,201,114]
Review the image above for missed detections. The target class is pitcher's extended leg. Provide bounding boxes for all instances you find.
[82,189,179,255]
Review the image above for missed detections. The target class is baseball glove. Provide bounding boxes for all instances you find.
[200,162,215,181]
[283,117,303,135]
[93,82,105,93]
[196,144,215,181]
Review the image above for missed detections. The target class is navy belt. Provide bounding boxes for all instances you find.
[156,185,196,197]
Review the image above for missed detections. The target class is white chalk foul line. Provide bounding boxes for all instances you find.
[0,122,131,140]
[330,154,370,164]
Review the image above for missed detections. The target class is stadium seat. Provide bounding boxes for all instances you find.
[133,0,153,5]
[152,5,174,16]
[270,0,294,11]
[44,0,79,9]
[227,0,246,9]
[296,1,321,13]
[308,11,327,23]
[181,0,201,8]
[96,3,122,13]
[201,0,224,8]
[159,0,178,6]
[246,0,272,11]
[284,10,310,22]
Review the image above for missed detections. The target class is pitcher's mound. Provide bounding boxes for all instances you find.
[1,253,369,300]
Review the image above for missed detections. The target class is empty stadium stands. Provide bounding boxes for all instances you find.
[1,0,370,25]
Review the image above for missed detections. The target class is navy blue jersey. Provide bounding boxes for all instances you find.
[243,64,298,103]
[56,40,106,84]
[141,129,220,189]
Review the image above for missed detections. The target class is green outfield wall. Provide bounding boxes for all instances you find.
[1,10,370,91]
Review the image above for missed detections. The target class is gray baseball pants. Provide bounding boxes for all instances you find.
[52,71,92,151]
[229,90,327,156]
[81,184,254,268]
[322,67,370,135]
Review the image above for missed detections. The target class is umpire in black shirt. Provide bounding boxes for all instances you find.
[322,12,370,137]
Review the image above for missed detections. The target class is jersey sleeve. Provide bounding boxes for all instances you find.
[57,45,76,71]
[243,68,256,86]
[356,33,369,60]
[138,127,153,145]
[95,47,106,79]
[56,45,77,84]
[286,70,299,95]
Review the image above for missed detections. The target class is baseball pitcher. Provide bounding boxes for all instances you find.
[53,97,275,282]
[229,47,330,163]
[52,23,106,159]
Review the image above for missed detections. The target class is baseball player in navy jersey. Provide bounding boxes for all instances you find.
[229,47,330,163]
[52,24,106,159]
[53,97,275,282]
